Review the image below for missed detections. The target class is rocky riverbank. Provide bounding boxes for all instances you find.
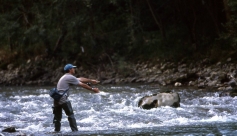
[1,56,237,92]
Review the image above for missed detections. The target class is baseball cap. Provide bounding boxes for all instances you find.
[64,64,77,71]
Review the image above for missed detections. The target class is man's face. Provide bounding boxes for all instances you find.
[69,68,75,74]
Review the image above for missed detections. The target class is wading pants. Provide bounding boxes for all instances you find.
[52,101,78,132]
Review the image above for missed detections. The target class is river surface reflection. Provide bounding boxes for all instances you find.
[0,84,237,136]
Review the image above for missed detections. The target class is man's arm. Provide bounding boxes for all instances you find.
[78,82,100,93]
[77,77,100,84]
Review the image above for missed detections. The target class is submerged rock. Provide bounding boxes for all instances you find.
[2,127,16,133]
[219,89,237,97]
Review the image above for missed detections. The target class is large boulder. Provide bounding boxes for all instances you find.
[138,92,180,110]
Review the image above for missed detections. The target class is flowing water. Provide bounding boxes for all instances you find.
[0,84,237,136]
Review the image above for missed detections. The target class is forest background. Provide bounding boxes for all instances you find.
[0,0,237,72]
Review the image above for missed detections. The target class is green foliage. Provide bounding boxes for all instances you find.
[214,0,237,60]
[0,0,235,68]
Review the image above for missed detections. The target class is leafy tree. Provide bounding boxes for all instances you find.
[0,0,236,67]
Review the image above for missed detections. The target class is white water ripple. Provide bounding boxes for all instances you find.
[0,86,236,135]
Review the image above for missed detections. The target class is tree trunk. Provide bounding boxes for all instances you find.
[223,0,231,22]
[53,26,67,53]
[146,0,166,40]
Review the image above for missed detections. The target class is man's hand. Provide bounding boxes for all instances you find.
[91,80,100,84]
[92,88,100,93]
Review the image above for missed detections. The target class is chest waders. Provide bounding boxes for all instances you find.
[52,101,78,132]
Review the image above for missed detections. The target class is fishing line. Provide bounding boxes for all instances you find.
[87,82,109,92]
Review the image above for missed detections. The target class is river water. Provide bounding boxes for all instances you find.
[0,84,237,136]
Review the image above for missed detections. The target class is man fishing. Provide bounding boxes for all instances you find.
[53,64,100,132]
